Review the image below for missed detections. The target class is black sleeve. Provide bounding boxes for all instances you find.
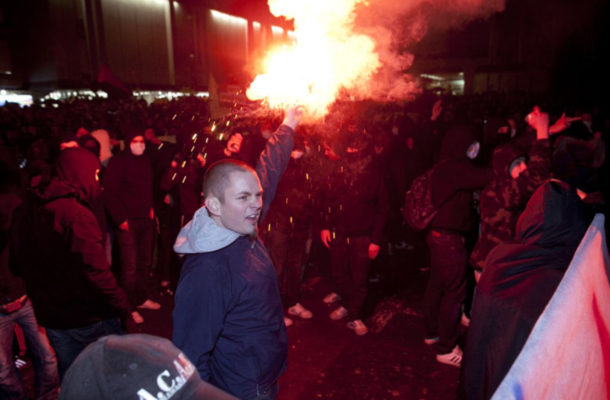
[256,124,296,221]
[451,163,494,191]
[68,208,131,320]
[102,156,128,226]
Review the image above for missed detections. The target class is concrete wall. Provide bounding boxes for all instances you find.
[100,0,173,86]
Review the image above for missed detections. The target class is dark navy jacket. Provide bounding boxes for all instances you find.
[172,125,294,399]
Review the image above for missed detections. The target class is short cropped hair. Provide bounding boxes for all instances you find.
[203,159,256,202]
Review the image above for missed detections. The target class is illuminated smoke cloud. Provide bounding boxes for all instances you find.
[246,0,505,119]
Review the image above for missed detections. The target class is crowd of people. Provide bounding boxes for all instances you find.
[0,91,608,399]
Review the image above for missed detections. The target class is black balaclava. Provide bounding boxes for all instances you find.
[55,148,103,202]
[439,125,478,160]
[77,134,102,159]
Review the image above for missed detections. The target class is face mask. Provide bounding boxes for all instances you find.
[467,142,480,160]
[130,142,145,156]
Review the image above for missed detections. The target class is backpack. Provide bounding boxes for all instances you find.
[402,163,443,231]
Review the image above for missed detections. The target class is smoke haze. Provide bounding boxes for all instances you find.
[247,0,505,119]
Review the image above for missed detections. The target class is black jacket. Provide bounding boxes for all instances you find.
[9,149,130,329]
[103,145,154,226]
[459,181,588,399]
[319,151,389,244]
[431,126,493,232]
[160,160,205,224]
[263,154,316,232]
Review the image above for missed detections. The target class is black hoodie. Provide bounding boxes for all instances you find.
[459,180,588,400]
[319,149,389,245]
[430,126,493,232]
[102,131,154,225]
[9,148,130,329]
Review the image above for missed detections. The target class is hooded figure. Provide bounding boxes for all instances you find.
[423,125,493,367]
[551,134,605,190]
[470,138,551,272]
[53,148,103,203]
[103,129,157,322]
[9,148,130,378]
[103,129,153,226]
[77,134,101,160]
[429,126,492,232]
[316,131,389,336]
[459,180,589,400]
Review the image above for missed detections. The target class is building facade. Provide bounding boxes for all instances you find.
[0,0,291,96]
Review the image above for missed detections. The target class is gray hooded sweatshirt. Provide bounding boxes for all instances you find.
[172,124,295,400]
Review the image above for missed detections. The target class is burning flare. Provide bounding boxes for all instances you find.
[247,0,383,119]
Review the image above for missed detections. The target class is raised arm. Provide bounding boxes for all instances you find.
[256,106,303,221]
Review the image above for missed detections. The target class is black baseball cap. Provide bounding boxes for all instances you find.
[60,334,237,400]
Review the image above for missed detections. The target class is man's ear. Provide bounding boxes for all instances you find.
[205,196,222,216]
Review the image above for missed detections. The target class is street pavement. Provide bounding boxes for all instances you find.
[139,243,462,399]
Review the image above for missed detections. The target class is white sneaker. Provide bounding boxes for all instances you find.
[330,306,348,320]
[284,317,293,327]
[288,303,313,319]
[436,346,463,367]
[346,319,369,336]
[137,299,161,310]
[14,357,28,369]
[323,292,341,304]
[132,311,144,324]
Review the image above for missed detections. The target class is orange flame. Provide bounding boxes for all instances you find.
[246,0,383,119]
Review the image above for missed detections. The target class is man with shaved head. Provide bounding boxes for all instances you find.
[172,106,302,400]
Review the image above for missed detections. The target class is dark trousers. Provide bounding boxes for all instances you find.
[267,229,309,308]
[46,318,123,380]
[114,218,154,308]
[423,231,467,354]
[329,236,371,320]
[0,299,59,399]
[156,203,182,286]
